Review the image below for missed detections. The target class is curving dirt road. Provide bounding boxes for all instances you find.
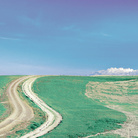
[0,76,34,137]
[0,76,62,137]
[21,76,62,138]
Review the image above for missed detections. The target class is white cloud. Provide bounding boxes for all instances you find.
[0,36,20,41]
[18,15,42,27]
[91,67,138,76]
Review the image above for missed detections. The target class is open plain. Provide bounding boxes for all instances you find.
[0,75,137,137]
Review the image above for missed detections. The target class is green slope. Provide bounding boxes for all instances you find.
[32,76,135,138]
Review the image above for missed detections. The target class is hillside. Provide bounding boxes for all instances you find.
[0,76,137,137]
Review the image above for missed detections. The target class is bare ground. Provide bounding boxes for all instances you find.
[0,76,62,138]
[21,76,62,138]
[85,80,138,137]
[0,76,34,137]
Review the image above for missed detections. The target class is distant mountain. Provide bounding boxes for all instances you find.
[91,67,138,76]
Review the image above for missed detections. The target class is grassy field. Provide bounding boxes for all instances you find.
[86,76,138,137]
[86,77,138,111]
[32,76,136,137]
[0,76,21,118]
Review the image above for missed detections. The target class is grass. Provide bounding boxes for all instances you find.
[32,76,132,138]
[86,77,138,112]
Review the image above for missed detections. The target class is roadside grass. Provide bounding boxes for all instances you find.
[32,76,133,138]
[7,81,46,138]
[0,76,21,121]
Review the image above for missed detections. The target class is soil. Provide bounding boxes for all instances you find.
[0,76,34,137]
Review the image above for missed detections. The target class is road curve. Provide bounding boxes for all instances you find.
[0,76,34,137]
[21,76,62,138]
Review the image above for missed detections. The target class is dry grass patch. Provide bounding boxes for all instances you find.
[86,80,138,137]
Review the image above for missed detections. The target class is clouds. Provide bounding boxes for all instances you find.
[0,36,20,41]
[18,15,42,28]
[91,67,138,76]
[0,0,138,75]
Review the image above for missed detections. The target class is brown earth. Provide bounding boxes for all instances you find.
[0,76,34,137]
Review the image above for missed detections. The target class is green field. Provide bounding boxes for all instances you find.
[0,76,20,117]
[1,75,137,137]
[32,76,137,137]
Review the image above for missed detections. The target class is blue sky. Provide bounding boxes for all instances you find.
[0,0,138,75]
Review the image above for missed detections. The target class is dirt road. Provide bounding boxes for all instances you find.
[21,76,62,138]
[0,76,34,137]
[0,76,62,137]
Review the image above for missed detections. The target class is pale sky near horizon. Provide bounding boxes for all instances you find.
[0,0,138,75]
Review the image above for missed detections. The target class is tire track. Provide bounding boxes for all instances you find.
[21,76,62,138]
[0,76,34,137]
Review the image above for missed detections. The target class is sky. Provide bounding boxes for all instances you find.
[0,0,138,75]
